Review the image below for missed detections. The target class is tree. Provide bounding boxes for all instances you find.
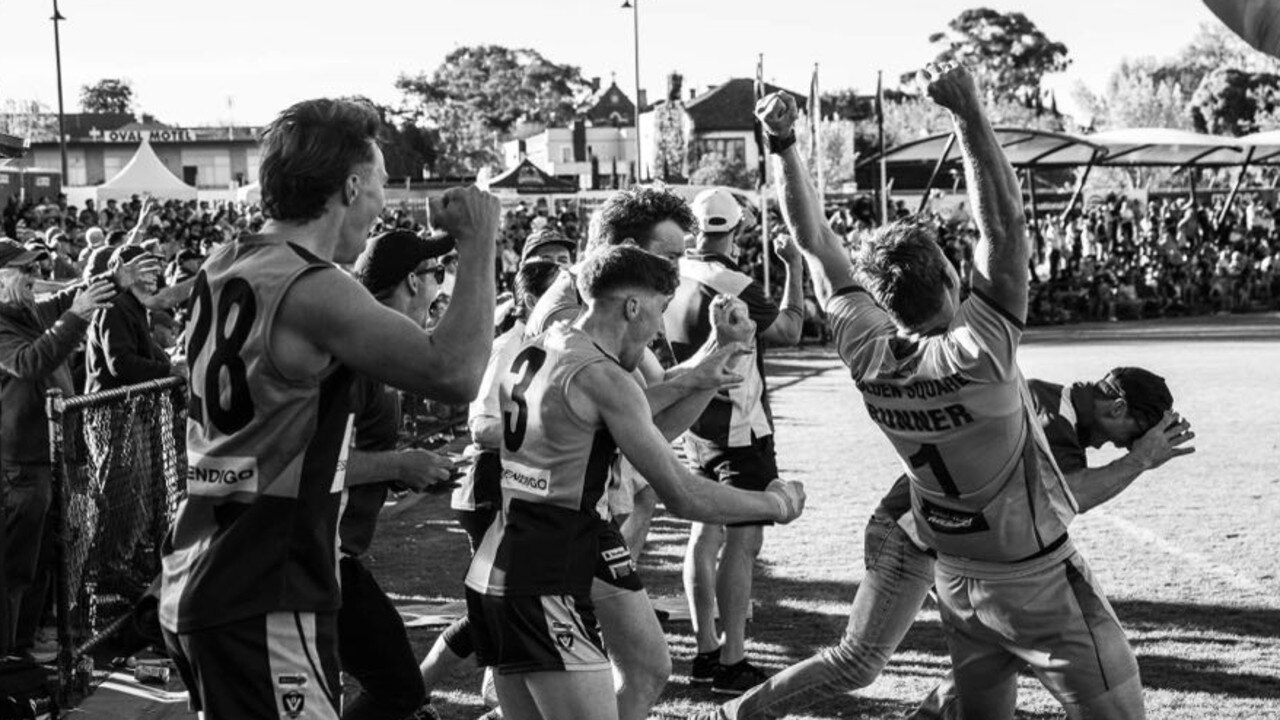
[80,78,134,114]
[0,100,59,142]
[366,102,437,180]
[653,101,687,182]
[910,8,1069,105]
[396,45,589,175]
[688,153,756,190]
[397,45,588,136]
[1188,67,1280,136]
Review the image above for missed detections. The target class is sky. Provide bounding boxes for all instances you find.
[1,0,1223,128]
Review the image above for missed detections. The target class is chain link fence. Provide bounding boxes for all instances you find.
[46,378,187,697]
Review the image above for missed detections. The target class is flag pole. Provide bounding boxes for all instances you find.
[755,52,771,298]
[877,70,888,226]
[813,62,826,199]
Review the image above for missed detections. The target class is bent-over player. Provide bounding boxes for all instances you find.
[705,367,1194,720]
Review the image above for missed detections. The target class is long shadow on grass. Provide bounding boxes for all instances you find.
[643,512,1280,707]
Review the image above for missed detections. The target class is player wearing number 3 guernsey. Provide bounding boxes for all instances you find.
[160,98,499,720]
[465,245,805,720]
[760,63,1144,719]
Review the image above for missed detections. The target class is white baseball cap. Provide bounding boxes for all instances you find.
[691,188,743,233]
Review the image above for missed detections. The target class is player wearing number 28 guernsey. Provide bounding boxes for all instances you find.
[161,238,355,633]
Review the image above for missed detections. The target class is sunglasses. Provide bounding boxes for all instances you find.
[415,265,447,284]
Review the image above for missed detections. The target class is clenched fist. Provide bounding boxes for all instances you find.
[921,62,981,116]
[754,92,799,139]
[429,186,502,252]
[766,479,806,523]
[711,294,756,346]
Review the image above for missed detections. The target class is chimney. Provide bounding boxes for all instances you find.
[637,89,648,112]
[667,72,684,103]
[590,77,601,93]
[572,120,587,163]
[689,88,697,101]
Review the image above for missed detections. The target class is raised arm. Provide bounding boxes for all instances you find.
[285,187,499,403]
[756,92,856,305]
[575,362,804,526]
[757,234,805,346]
[924,63,1028,320]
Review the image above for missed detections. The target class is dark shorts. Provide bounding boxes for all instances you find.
[466,589,610,675]
[593,520,643,592]
[163,611,340,720]
[683,433,779,527]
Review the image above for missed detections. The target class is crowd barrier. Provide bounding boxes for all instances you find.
[44,378,468,701]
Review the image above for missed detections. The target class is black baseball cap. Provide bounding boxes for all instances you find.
[354,230,455,296]
[521,228,576,263]
[0,239,45,269]
[1101,367,1173,432]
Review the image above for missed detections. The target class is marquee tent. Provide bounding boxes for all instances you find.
[865,127,1106,168]
[94,138,197,202]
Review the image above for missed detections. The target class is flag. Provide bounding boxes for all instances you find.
[754,53,767,189]
[810,62,825,196]
[876,70,888,225]
[1203,0,1280,58]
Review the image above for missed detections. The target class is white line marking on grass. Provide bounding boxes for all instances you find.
[1090,510,1268,596]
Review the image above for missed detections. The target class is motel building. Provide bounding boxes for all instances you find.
[10,113,261,191]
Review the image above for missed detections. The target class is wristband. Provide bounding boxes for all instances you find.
[768,132,797,155]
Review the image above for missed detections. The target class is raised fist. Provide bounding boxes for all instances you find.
[766,479,806,523]
[711,294,756,346]
[754,92,799,138]
[921,62,981,115]
[773,233,801,265]
[429,186,502,251]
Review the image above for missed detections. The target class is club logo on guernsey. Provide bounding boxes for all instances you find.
[281,690,305,718]
[186,453,259,497]
[552,621,575,651]
[501,459,551,497]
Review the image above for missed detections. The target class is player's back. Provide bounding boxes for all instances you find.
[828,287,1076,562]
[465,322,618,597]
[161,237,354,633]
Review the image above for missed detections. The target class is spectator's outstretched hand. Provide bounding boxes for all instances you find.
[71,279,117,320]
[773,233,802,265]
[113,254,161,290]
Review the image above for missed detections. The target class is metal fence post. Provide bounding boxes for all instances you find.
[45,387,73,703]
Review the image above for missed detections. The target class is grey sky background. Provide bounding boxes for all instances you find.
[1,0,1220,126]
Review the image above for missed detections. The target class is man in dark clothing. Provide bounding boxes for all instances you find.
[0,239,154,660]
[339,230,458,720]
[85,245,183,393]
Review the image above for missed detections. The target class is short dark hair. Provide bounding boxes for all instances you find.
[106,230,128,247]
[259,97,381,223]
[576,245,679,300]
[1100,367,1173,433]
[514,260,562,308]
[586,186,695,253]
[855,220,951,329]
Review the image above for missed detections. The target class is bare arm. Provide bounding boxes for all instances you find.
[925,63,1028,320]
[141,277,196,311]
[1066,412,1195,514]
[575,362,803,525]
[758,236,805,346]
[281,187,499,403]
[346,447,454,491]
[757,93,856,306]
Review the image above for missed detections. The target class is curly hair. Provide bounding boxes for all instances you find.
[854,219,952,330]
[586,186,695,253]
[576,245,680,300]
[259,97,381,223]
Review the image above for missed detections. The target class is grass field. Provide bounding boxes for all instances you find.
[366,314,1280,720]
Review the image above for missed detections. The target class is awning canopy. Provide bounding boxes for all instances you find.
[96,137,197,201]
[863,128,1105,168]
[1235,129,1280,164]
[1085,128,1245,167]
[487,159,577,194]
